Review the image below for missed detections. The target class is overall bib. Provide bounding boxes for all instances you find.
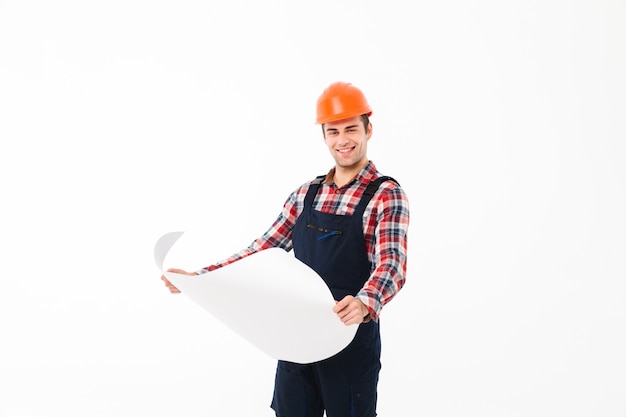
[271,176,395,417]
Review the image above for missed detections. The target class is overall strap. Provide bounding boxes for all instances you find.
[303,174,327,209]
[354,176,398,216]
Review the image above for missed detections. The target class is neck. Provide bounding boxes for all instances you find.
[334,161,368,187]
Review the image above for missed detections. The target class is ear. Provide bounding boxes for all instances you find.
[366,122,373,140]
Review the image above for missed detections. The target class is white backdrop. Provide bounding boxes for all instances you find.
[1,1,625,416]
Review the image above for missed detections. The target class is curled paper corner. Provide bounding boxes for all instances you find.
[154,231,185,271]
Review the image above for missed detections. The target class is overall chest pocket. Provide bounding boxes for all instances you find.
[306,224,344,241]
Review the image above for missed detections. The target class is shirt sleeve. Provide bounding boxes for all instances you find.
[197,188,301,273]
[356,185,410,322]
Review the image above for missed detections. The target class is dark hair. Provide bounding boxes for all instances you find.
[321,114,371,135]
[360,114,371,132]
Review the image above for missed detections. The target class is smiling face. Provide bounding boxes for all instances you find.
[323,115,372,178]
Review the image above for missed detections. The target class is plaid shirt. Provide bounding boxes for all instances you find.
[201,161,410,322]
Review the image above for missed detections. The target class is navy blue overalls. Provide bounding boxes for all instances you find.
[271,175,396,417]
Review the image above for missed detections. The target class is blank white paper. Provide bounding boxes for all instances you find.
[154,231,358,364]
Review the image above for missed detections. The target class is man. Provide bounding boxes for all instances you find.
[161,81,410,416]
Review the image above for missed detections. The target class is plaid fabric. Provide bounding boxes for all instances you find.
[202,161,410,322]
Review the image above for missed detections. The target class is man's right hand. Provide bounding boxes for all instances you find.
[161,268,194,294]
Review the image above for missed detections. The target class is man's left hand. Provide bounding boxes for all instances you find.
[333,295,370,326]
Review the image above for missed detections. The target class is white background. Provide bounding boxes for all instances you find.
[1,1,625,416]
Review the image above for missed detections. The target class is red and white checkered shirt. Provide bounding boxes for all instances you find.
[201,161,410,322]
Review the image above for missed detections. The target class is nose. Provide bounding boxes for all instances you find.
[337,132,349,145]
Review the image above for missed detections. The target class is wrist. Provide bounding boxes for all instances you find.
[359,301,371,321]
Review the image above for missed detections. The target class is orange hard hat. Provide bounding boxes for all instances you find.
[315,82,372,124]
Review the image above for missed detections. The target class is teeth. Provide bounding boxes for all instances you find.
[338,149,351,153]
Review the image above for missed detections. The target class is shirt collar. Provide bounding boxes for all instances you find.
[324,161,377,186]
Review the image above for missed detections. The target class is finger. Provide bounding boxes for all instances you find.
[161,276,181,293]
[337,309,349,321]
[337,306,354,322]
[341,313,358,326]
[341,305,364,325]
[333,297,350,313]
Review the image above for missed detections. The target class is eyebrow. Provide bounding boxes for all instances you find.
[325,124,360,132]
